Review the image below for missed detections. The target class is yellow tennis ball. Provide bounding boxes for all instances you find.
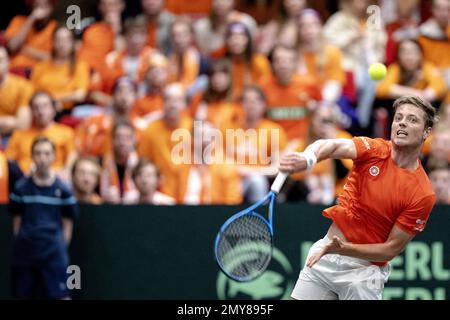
[368,63,387,81]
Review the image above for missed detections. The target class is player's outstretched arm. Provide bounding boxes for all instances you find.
[279,138,356,174]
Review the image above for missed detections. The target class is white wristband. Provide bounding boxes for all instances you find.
[302,150,317,170]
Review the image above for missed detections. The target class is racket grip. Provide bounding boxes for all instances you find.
[270,171,289,194]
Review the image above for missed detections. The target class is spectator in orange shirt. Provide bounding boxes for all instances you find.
[165,0,212,17]
[6,91,76,180]
[194,59,242,128]
[100,16,157,96]
[131,158,175,204]
[31,25,90,113]
[376,39,446,102]
[194,0,257,59]
[78,0,125,76]
[137,83,193,202]
[226,85,287,202]
[71,156,102,204]
[167,18,201,89]
[100,121,140,204]
[131,53,169,131]
[422,128,450,172]
[418,0,450,91]
[259,44,321,141]
[0,47,32,146]
[225,22,271,100]
[257,0,307,56]
[75,77,137,157]
[4,0,57,74]
[140,0,174,55]
[296,9,346,104]
[383,0,421,65]
[182,121,243,205]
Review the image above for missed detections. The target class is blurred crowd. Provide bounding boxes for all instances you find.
[0,0,450,206]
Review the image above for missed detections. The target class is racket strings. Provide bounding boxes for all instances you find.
[216,213,272,280]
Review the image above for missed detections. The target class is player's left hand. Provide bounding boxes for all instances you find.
[307,236,345,268]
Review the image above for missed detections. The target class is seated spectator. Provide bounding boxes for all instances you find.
[131,158,175,205]
[100,121,139,204]
[418,0,450,95]
[75,77,137,157]
[131,53,169,130]
[257,0,307,55]
[140,0,174,55]
[225,85,287,202]
[138,83,193,203]
[283,104,353,204]
[0,47,32,146]
[0,147,24,204]
[181,121,242,204]
[4,0,57,74]
[194,59,243,128]
[376,39,446,102]
[78,0,125,77]
[194,0,257,59]
[384,0,421,65]
[259,44,321,141]
[296,9,346,104]
[422,128,450,171]
[71,157,102,204]
[427,164,450,204]
[31,25,90,112]
[6,91,76,180]
[323,0,387,128]
[167,17,201,89]
[225,22,271,100]
[97,16,157,97]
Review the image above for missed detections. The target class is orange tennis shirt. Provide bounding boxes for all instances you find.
[323,137,436,265]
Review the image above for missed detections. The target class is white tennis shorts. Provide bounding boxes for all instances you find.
[291,236,391,300]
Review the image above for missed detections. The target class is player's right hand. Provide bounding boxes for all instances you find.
[279,152,308,174]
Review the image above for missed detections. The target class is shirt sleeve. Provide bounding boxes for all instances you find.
[395,194,436,235]
[352,137,390,164]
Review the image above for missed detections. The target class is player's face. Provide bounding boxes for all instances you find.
[391,104,430,148]
[73,160,99,195]
[135,165,158,195]
[32,142,55,172]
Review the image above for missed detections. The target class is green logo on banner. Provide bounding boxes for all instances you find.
[216,247,295,300]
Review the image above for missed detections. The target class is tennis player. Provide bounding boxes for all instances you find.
[280,96,437,300]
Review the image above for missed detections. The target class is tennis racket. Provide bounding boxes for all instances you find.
[214,171,289,282]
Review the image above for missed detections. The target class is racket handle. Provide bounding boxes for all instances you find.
[270,171,289,194]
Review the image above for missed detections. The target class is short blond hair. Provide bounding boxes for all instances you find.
[393,96,438,128]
